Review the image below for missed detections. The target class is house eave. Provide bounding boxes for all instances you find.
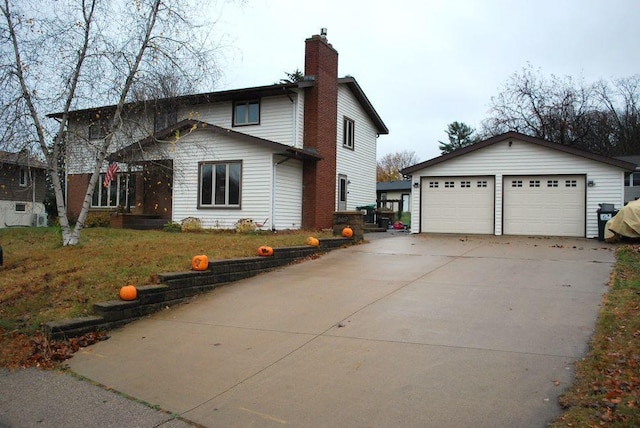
[338,76,389,135]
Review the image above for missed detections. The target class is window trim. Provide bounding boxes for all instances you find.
[343,117,355,150]
[88,119,109,140]
[233,100,260,127]
[154,108,178,132]
[198,160,242,209]
[19,167,27,186]
[91,172,135,209]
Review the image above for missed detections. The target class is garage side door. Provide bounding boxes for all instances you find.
[503,175,585,237]
[421,176,494,234]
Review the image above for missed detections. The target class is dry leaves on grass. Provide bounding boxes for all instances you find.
[1,329,109,370]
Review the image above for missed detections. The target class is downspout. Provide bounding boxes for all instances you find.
[272,156,276,231]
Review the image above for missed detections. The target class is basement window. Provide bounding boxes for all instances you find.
[15,203,26,212]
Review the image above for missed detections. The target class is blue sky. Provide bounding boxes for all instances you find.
[208,0,640,162]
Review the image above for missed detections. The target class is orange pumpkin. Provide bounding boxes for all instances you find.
[191,254,209,271]
[119,285,137,301]
[342,227,354,238]
[257,245,274,257]
[306,236,320,247]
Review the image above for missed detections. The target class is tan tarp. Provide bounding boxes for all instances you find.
[605,199,640,241]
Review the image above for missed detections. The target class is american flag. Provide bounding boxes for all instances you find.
[103,162,119,188]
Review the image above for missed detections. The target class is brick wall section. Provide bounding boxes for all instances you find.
[302,35,339,230]
[45,237,356,338]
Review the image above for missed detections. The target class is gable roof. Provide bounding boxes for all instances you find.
[402,132,637,174]
[49,77,389,136]
[0,150,47,169]
[338,77,388,135]
[377,180,411,192]
[108,119,323,162]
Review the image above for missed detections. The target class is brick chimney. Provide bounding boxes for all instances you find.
[302,33,339,230]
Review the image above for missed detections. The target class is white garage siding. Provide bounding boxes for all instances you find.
[503,175,585,237]
[420,176,494,234]
[408,137,627,238]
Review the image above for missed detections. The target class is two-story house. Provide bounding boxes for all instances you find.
[0,150,48,228]
[54,33,388,231]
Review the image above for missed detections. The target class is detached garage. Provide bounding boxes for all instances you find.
[403,132,636,238]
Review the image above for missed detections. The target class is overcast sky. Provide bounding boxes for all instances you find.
[208,0,640,163]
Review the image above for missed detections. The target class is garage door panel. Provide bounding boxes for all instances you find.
[421,177,494,234]
[503,175,585,237]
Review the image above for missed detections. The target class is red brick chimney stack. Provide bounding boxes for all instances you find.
[302,31,339,230]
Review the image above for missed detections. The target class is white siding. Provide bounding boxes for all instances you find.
[165,131,278,229]
[336,85,378,210]
[273,156,303,229]
[409,138,626,238]
[195,94,298,146]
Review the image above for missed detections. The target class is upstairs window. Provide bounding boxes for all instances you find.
[88,119,109,140]
[343,117,355,149]
[154,109,178,132]
[233,100,260,126]
[19,167,27,186]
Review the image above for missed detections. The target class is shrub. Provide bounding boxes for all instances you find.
[181,217,203,233]
[163,221,182,233]
[84,212,110,228]
[235,218,256,233]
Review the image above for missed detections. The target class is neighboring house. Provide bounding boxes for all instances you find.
[402,132,636,238]
[376,180,411,213]
[0,150,48,228]
[615,155,640,203]
[54,33,388,230]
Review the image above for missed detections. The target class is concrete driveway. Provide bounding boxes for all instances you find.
[67,234,614,427]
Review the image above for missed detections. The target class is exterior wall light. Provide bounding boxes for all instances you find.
[413,182,420,188]
[588,180,595,187]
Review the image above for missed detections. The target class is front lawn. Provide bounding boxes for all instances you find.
[0,227,332,367]
[552,244,640,427]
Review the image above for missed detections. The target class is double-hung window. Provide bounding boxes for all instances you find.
[199,161,241,208]
[343,117,355,149]
[88,119,109,140]
[154,109,178,132]
[233,100,260,126]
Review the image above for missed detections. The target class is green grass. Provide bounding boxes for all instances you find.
[551,244,640,427]
[0,227,332,336]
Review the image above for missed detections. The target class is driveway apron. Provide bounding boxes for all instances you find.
[67,234,614,427]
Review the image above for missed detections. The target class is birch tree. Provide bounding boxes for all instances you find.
[0,0,218,245]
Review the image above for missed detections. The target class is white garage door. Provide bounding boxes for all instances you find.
[421,176,494,234]
[503,175,585,237]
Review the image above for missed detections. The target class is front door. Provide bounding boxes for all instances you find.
[338,174,347,211]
